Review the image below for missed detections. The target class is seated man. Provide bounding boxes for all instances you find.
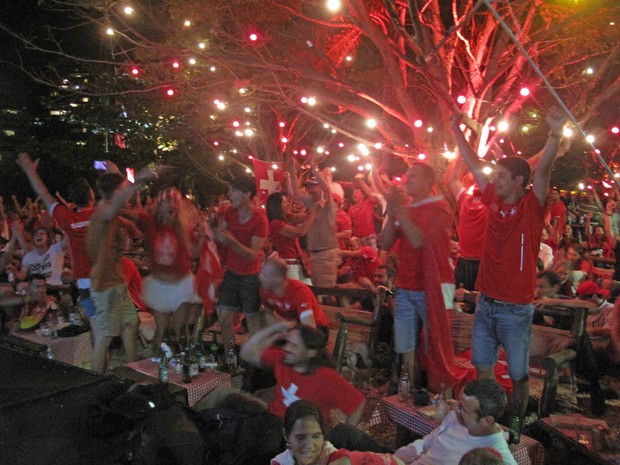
[0,273,57,333]
[259,255,329,335]
[239,321,365,426]
[394,379,517,465]
[15,227,66,287]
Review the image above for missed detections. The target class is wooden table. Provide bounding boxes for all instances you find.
[123,358,231,406]
[371,395,545,465]
[14,326,93,367]
[537,415,617,465]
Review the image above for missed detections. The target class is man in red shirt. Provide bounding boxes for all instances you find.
[348,174,381,250]
[449,160,488,291]
[17,153,97,332]
[451,107,567,425]
[259,256,329,335]
[239,321,365,425]
[215,174,268,353]
[548,187,567,241]
[380,162,465,390]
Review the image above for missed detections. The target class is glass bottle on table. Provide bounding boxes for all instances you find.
[434,383,449,423]
[209,332,219,367]
[182,351,192,384]
[398,362,410,402]
[159,350,169,384]
[226,337,238,372]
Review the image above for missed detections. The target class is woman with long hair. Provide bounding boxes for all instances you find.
[266,191,321,283]
[272,399,403,465]
[132,188,200,356]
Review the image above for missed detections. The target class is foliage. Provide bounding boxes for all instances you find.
[3,0,619,195]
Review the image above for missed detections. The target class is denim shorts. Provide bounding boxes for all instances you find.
[217,270,261,315]
[471,293,534,381]
[393,289,427,354]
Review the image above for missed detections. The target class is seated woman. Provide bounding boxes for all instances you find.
[272,399,403,465]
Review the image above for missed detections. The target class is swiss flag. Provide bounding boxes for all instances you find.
[251,158,283,202]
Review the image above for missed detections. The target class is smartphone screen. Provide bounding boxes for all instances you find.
[94,161,107,170]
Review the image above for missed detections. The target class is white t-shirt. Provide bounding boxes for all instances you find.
[411,411,517,465]
[21,242,65,286]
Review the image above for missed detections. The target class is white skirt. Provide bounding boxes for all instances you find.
[142,274,197,313]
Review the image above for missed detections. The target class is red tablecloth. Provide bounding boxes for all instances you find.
[371,395,545,465]
[16,328,92,367]
[124,358,231,406]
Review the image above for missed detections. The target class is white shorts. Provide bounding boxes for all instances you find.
[142,274,197,313]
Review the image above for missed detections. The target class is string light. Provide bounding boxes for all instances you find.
[326,0,341,12]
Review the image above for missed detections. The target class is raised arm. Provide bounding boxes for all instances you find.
[388,186,425,248]
[447,157,469,201]
[532,106,567,204]
[16,153,57,211]
[239,321,291,367]
[99,165,158,222]
[604,200,618,248]
[450,114,490,192]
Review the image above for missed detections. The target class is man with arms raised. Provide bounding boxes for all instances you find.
[451,107,567,428]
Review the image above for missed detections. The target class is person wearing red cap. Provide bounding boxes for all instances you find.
[577,280,614,352]
[338,245,381,290]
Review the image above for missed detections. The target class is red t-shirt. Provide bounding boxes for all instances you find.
[394,198,454,290]
[348,198,376,238]
[136,213,191,278]
[222,205,268,275]
[50,203,93,281]
[261,347,365,420]
[270,219,299,260]
[549,200,567,233]
[260,280,329,329]
[477,184,545,303]
[122,257,147,311]
[457,190,488,260]
[335,208,352,250]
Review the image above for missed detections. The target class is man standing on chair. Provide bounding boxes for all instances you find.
[451,107,567,428]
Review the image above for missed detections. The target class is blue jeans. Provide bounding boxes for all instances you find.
[393,289,427,354]
[471,293,534,380]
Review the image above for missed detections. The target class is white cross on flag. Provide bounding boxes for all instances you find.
[251,158,283,202]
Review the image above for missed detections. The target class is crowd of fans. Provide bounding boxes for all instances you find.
[2,106,620,464]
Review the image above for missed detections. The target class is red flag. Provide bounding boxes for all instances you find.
[251,158,284,203]
[195,231,223,316]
